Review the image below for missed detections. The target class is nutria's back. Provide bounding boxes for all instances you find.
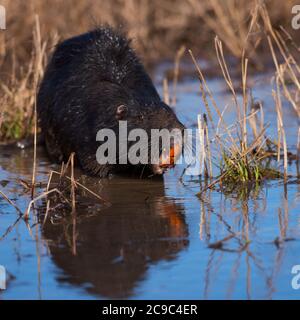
[37,27,184,177]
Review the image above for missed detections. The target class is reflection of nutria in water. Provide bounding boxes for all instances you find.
[41,179,189,298]
[37,27,184,178]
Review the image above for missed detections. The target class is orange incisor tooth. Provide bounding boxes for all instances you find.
[159,144,180,168]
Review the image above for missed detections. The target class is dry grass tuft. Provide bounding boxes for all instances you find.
[190,4,299,194]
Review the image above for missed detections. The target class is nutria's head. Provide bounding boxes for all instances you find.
[110,99,185,176]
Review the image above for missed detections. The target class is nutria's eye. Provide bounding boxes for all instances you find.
[115,104,127,120]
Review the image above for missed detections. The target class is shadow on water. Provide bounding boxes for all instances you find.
[41,177,189,299]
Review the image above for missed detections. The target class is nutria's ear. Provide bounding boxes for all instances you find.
[115,104,128,120]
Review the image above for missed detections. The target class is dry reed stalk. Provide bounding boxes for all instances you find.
[0,31,5,65]
[272,76,288,180]
[33,14,47,192]
[43,200,50,225]
[248,106,258,140]
[32,15,46,84]
[60,162,65,178]
[0,215,23,241]
[279,26,300,58]
[43,151,108,227]
[31,95,37,199]
[72,214,77,256]
[259,102,264,134]
[265,30,290,177]
[197,171,229,197]
[188,50,214,127]
[46,170,54,192]
[198,114,206,176]
[214,37,241,133]
[203,115,213,179]
[242,126,268,158]
[30,16,46,199]
[190,45,255,175]
[24,188,65,220]
[247,101,265,152]
[45,173,72,206]
[276,105,282,164]
[171,45,186,106]
[188,0,256,58]
[35,213,42,299]
[268,36,300,117]
[189,49,237,157]
[61,154,73,176]
[297,127,300,177]
[70,152,77,212]
[208,232,242,250]
[163,78,170,105]
[276,29,300,76]
[261,6,300,118]
[188,50,218,122]
[48,170,108,204]
[261,6,300,89]
[199,199,205,240]
[241,57,249,151]
[71,155,78,256]
[0,190,23,216]
[0,112,3,131]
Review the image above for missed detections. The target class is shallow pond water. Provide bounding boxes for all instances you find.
[0,69,299,299]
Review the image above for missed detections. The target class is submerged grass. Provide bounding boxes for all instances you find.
[221,152,281,183]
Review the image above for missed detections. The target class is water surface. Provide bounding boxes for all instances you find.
[0,70,299,299]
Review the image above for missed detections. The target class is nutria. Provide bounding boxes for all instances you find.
[37,27,184,177]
